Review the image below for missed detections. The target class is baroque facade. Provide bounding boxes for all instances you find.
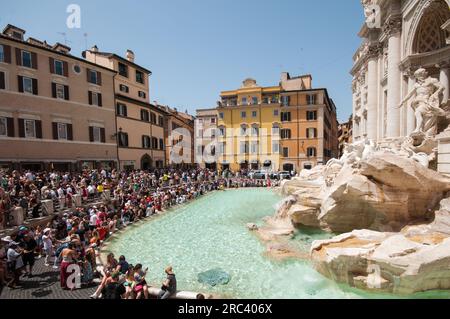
[351,0,450,143]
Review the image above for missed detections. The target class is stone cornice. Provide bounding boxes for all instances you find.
[351,42,383,75]
[399,46,450,73]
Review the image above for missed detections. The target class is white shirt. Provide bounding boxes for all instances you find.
[89,214,98,226]
[7,248,24,269]
[42,234,53,250]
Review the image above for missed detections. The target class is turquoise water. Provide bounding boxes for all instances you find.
[107,188,450,299]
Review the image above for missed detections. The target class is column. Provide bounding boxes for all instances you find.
[366,52,379,141]
[440,66,450,103]
[385,18,402,138]
[406,74,416,135]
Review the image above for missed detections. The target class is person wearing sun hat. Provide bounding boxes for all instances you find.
[42,227,53,267]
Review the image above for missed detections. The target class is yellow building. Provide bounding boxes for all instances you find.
[213,73,338,172]
[217,78,281,171]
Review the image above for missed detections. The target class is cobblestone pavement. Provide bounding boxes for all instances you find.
[0,257,97,299]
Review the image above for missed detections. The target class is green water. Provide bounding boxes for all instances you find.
[107,188,450,299]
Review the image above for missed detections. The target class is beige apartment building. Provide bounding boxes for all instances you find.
[161,106,195,167]
[195,108,218,169]
[0,25,118,171]
[84,47,166,170]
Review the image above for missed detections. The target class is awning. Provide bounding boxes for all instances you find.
[263,160,272,166]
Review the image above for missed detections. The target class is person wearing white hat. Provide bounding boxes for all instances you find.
[6,241,24,288]
[42,228,53,266]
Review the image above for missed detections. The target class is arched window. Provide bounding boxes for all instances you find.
[218,126,226,137]
[251,124,259,136]
[240,124,248,136]
[307,147,317,157]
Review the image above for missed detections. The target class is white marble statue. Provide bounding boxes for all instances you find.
[362,0,377,27]
[399,68,446,137]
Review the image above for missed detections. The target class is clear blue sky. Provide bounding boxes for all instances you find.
[1,0,364,122]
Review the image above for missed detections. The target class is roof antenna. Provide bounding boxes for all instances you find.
[57,32,72,46]
[83,33,88,51]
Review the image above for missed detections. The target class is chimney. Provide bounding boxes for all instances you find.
[280,72,290,82]
[126,50,135,62]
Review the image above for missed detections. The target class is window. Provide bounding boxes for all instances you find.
[240,125,247,136]
[138,91,146,99]
[283,147,289,158]
[281,129,292,139]
[218,142,225,154]
[118,132,128,147]
[118,63,128,77]
[307,147,317,157]
[88,70,100,85]
[0,117,7,136]
[262,97,269,104]
[57,123,68,140]
[159,138,164,150]
[22,51,32,68]
[219,112,224,119]
[142,136,151,149]
[24,119,36,138]
[251,126,259,136]
[211,118,216,124]
[306,128,317,138]
[54,60,64,76]
[307,94,316,105]
[158,116,164,126]
[219,127,226,137]
[241,111,247,119]
[117,103,127,116]
[56,84,65,99]
[12,32,23,40]
[91,92,101,106]
[93,127,102,143]
[281,112,291,122]
[251,141,259,154]
[273,110,279,117]
[23,77,33,94]
[272,125,280,135]
[252,97,258,105]
[150,113,157,124]
[152,137,158,149]
[141,109,150,122]
[0,71,5,90]
[281,95,290,106]
[241,97,247,105]
[271,95,279,104]
[136,70,144,84]
[0,45,4,63]
[252,111,257,118]
[119,84,129,93]
[307,111,317,121]
[272,141,280,154]
[73,65,81,74]
[240,142,249,154]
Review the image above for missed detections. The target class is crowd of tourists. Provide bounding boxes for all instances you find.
[0,167,281,298]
